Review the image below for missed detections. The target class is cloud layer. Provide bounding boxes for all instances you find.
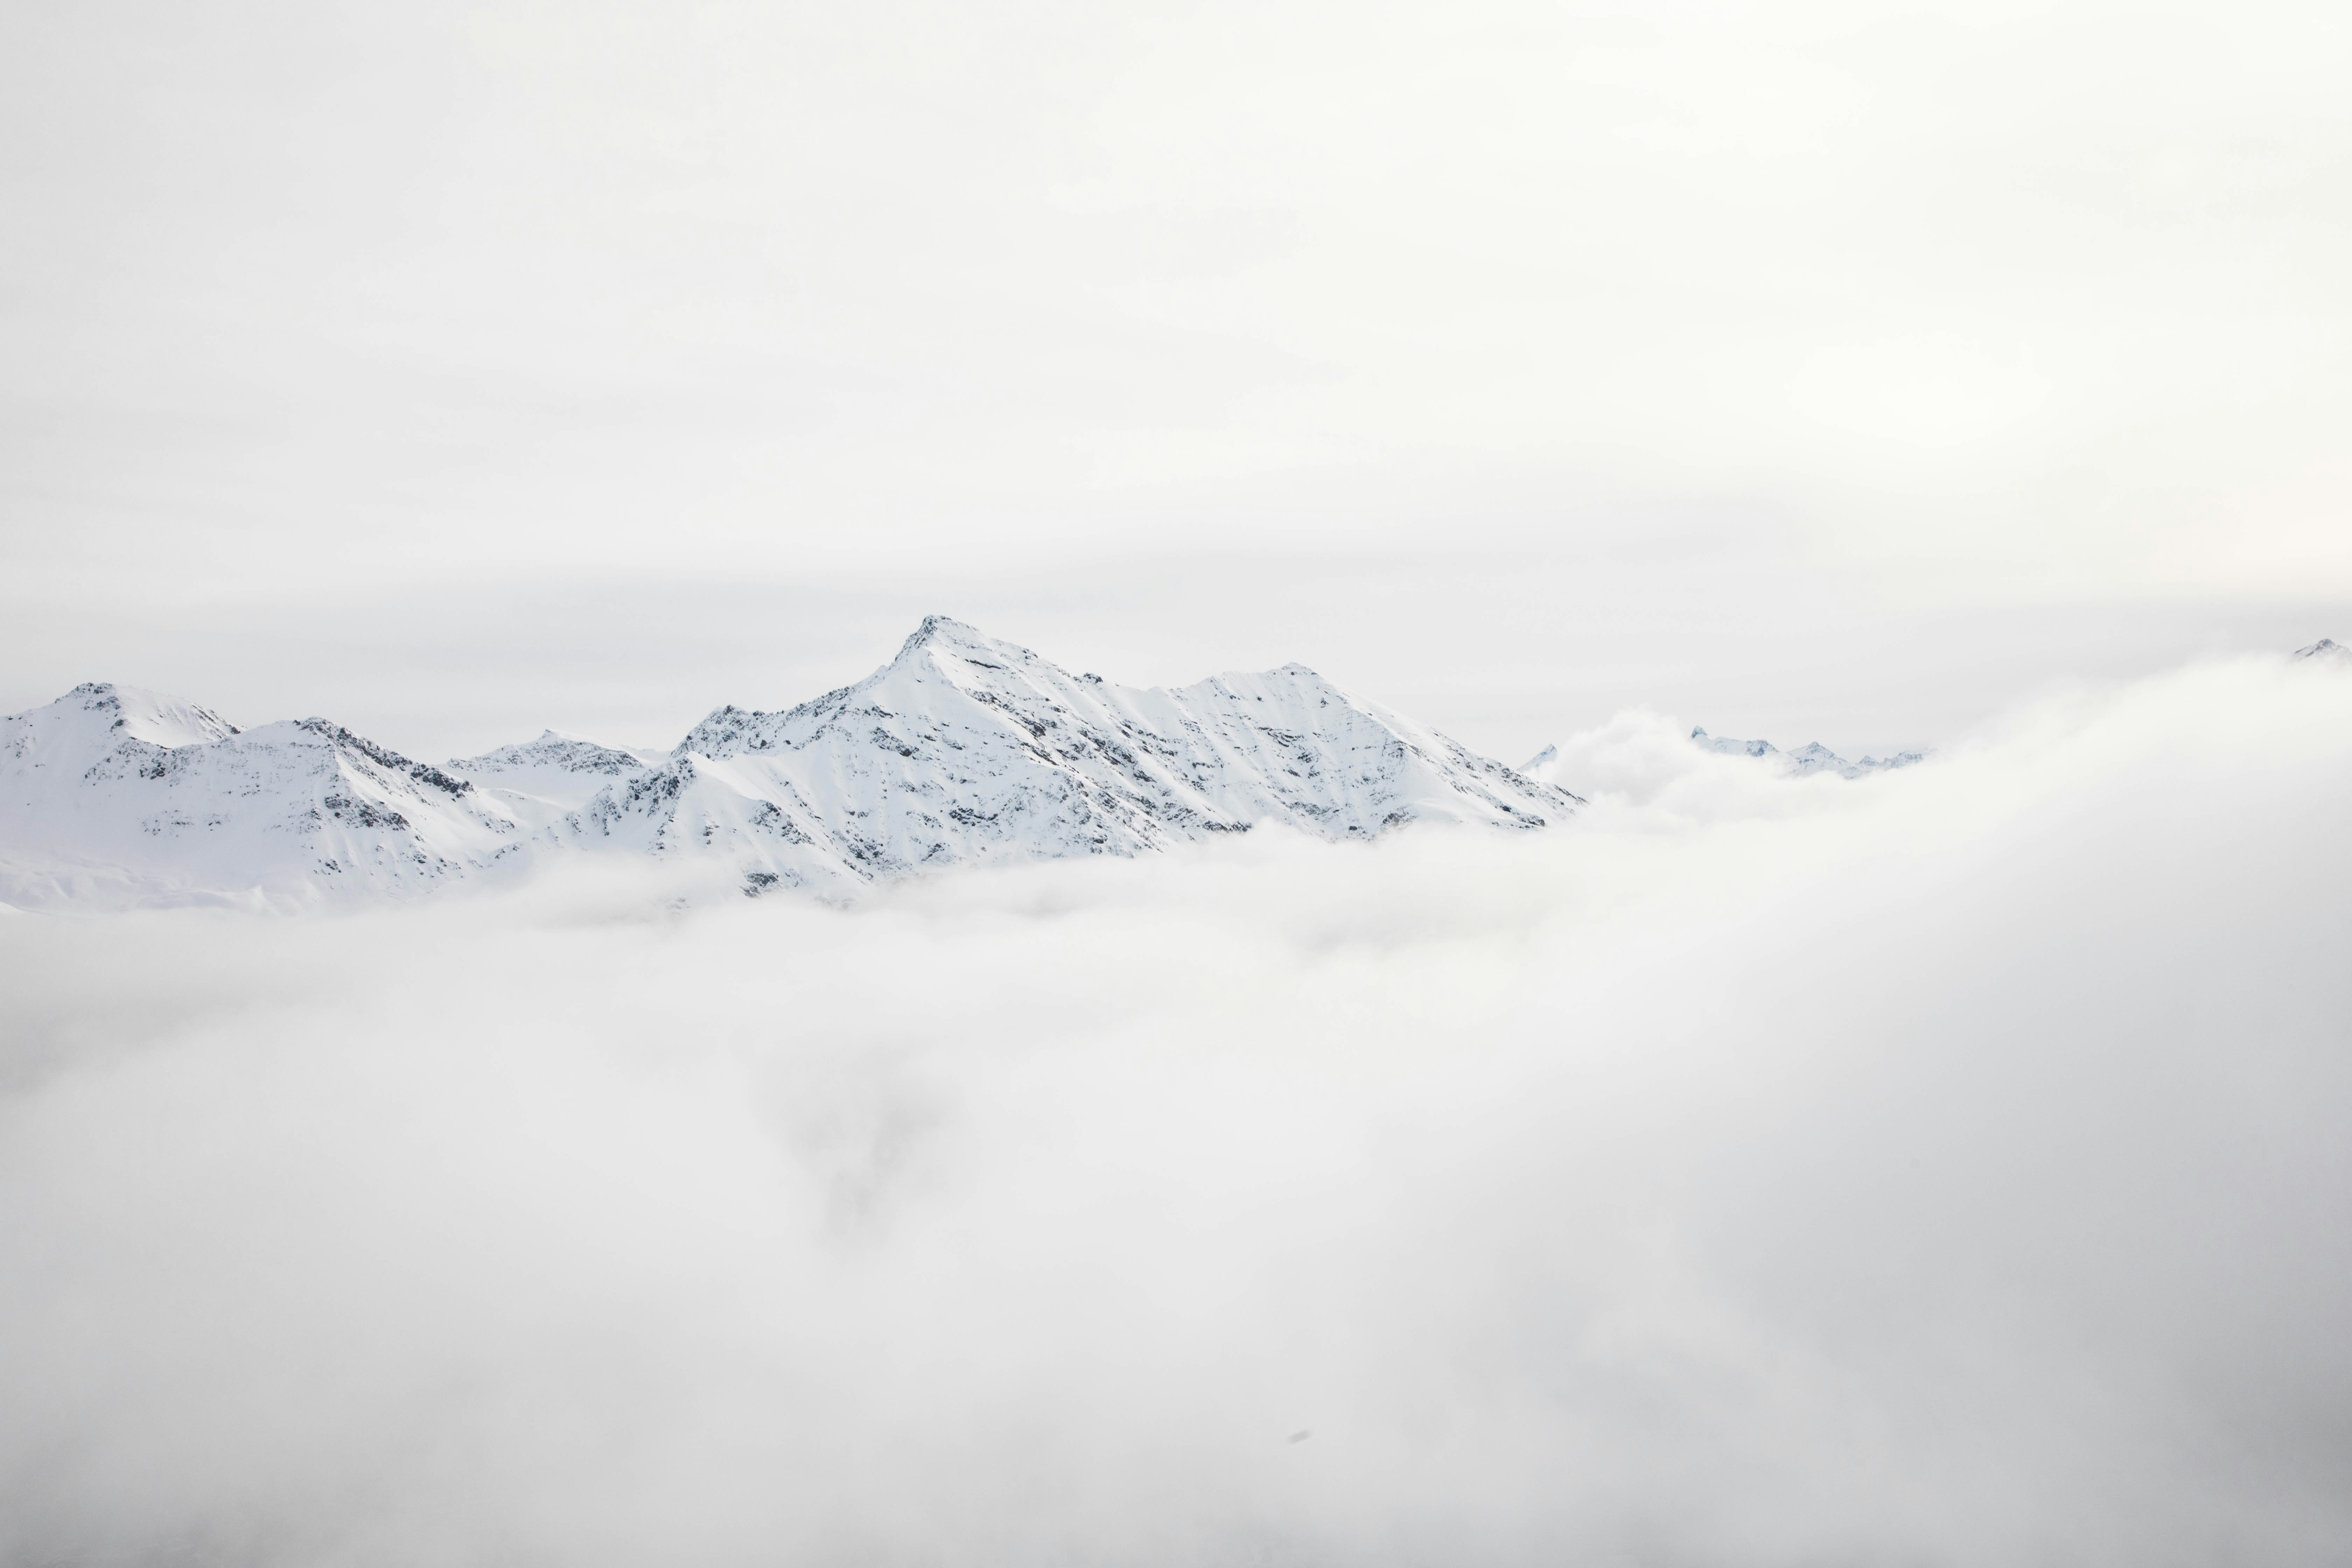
[2,656,2349,1566]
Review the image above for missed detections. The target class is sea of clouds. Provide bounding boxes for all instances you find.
[2,654,2348,1566]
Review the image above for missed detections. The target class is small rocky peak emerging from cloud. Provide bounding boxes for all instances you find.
[2293,637,2350,664]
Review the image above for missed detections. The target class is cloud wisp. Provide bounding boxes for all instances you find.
[1,655,2348,1565]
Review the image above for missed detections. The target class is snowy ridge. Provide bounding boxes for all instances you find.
[450,730,662,784]
[2293,637,2349,664]
[0,620,1577,909]
[1688,727,1926,779]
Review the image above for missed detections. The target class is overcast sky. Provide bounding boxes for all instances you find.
[4,0,2347,758]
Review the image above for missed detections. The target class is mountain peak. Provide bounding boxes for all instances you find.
[891,614,1039,670]
[2294,637,2348,663]
[50,681,240,747]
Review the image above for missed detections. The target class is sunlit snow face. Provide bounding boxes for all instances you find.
[1,653,2350,1567]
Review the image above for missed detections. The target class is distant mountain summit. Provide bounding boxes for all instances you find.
[2294,638,2349,664]
[0,619,1576,910]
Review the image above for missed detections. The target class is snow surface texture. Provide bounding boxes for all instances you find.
[0,618,1575,910]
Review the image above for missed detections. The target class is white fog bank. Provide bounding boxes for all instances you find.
[1,655,2349,1566]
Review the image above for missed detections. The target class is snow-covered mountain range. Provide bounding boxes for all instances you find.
[1686,728,1928,778]
[1514,727,1926,787]
[0,617,1577,911]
